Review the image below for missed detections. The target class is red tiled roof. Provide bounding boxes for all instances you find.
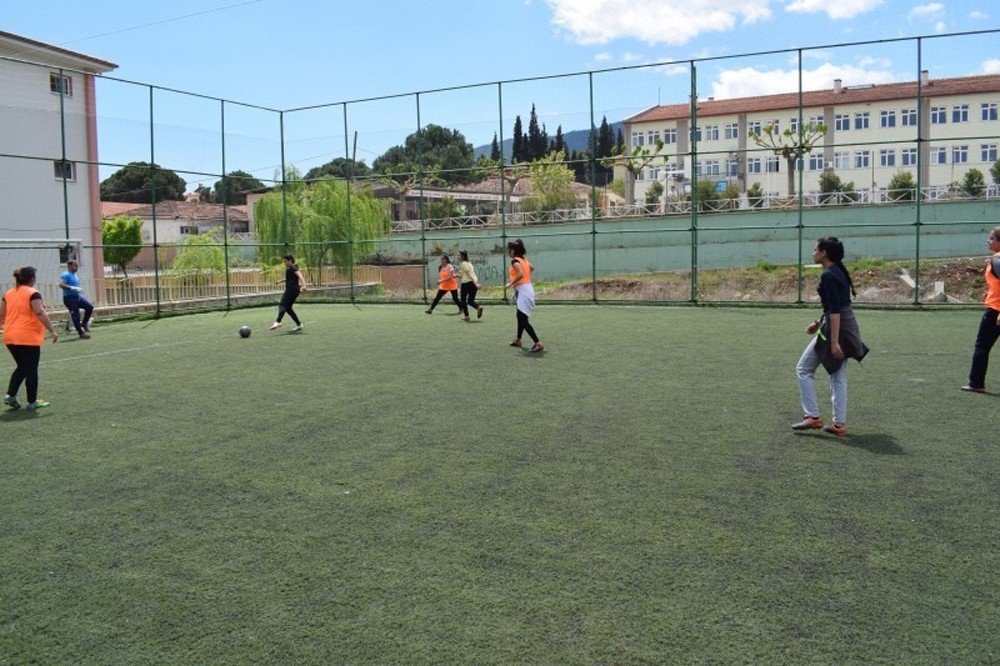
[448,175,596,197]
[0,30,117,72]
[101,201,249,223]
[625,74,1000,124]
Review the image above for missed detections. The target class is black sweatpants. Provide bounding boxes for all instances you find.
[968,308,1000,389]
[459,282,480,317]
[63,295,94,335]
[516,309,539,344]
[6,344,41,403]
[277,290,301,326]
[428,289,460,312]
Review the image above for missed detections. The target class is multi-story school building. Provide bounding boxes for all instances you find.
[621,72,1000,202]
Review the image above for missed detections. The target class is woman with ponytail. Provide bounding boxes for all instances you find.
[1,266,58,410]
[791,237,868,437]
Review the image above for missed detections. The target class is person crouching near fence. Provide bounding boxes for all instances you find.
[60,258,93,339]
[2,266,58,411]
[425,254,462,315]
[457,250,484,322]
[961,225,1000,393]
[792,237,868,437]
[504,239,544,353]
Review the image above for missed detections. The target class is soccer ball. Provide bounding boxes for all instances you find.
[238,325,252,338]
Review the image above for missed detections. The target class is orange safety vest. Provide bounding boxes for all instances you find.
[439,265,458,291]
[2,286,45,347]
[509,257,532,287]
[985,253,1000,311]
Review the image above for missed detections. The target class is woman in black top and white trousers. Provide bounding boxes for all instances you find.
[270,254,307,331]
[792,237,868,437]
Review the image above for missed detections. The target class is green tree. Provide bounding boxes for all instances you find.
[644,180,664,207]
[601,138,664,206]
[551,125,565,155]
[595,116,616,186]
[303,158,372,182]
[473,158,530,213]
[100,162,186,203]
[171,233,225,280]
[212,170,265,205]
[490,133,501,161]
[608,178,626,199]
[748,121,827,196]
[520,150,579,215]
[746,182,764,208]
[372,124,477,185]
[527,105,546,161]
[254,178,389,275]
[511,115,524,163]
[818,170,844,204]
[991,159,1000,185]
[887,171,917,202]
[194,184,213,203]
[426,196,464,220]
[102,214,143,278]
[962,168,986,197]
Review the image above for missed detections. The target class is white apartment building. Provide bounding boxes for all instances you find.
[621,72,1000,202]
[0,31,116,298]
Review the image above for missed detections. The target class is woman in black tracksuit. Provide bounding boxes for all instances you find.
[270,254,307,331]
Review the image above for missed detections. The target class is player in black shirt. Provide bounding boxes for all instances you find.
[270,254,307,331]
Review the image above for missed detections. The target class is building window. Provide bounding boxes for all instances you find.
[767,120,780,133]
[808,154,824,171]
[704,160,720,176]
[53,160,76,181]
[692,127,702,142]
[704,125,719,141]
[747,120,762,135]
[930,146,947,164]
[179,226,199,235]
[879,149,895,167]
[49,73,72,96]
[809,115,823,127]
[650,167,661,181]
[834,152,850,169]
[664,128,677,144]
[747,157,761,173]
[854,151,870,168]
[902,109,917,126]
[983,103,998,121]
[952,145,968,164]
[901,147,917,166]
[765,156,779,173]
[952,105,968,123]
[790,117,799,132]
[931,107,947,124]
[880,110,896,128]
[647,130,661,148]
[694,162,701,177]
[834,114,850,131]
[983,144,998,163]
[854,112,870,130]
[631,131,644,147]
[724,123,739,139]
[726,159,739,176]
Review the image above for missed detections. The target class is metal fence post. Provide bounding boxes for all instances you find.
[150,86,161,316]
[589,72,598,302]
[343,103,355,301]
[416,93,427,304]
[797,49,805,303]
[498,82,508,304]
[914,37,924,304]
[689,62,699,303]
[220,100,231,309]
[279,111,288,251]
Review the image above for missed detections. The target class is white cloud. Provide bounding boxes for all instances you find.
[969,10,987,18]
[621,52,643,62]
[910,2,944,17]
[982,59,1000,74]
[784,0,882,19]
[934,20,947,31]
[593,52,612,62]
[545,0,772,46]
[857,56,892,69]
[710,62,896,99]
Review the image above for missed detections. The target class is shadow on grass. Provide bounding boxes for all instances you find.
[798,431,904,455]
[0,410,49,422]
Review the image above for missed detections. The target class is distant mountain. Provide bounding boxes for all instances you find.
[474,122,623,158]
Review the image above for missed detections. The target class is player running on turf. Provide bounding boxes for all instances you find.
[59,258,93,339]
[457,250,484,322]
[504,239,544,353]
[2,266,58,411]
[270,254,307,332]
[425,254,462,315]
[961,225,1000,393]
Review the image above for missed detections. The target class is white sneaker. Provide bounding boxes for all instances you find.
[291,325,303,332]
[269,322,282,331]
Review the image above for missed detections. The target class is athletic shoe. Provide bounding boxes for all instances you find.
[791,416,824,431]
[823,422,847,437]
[25,400,51,411]
[509,339,522,347]
[463,316,471,322]
[292,325,303,332]
[477,306,484,319]
[424,309,433,315]
[529,343,545,353]
[269,322,282,330]
[79,332,91,339]
[961,385,986,393]
[3,395,20,410]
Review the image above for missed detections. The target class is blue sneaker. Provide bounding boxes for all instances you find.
[24,400,51,411]
[3,395,20,410]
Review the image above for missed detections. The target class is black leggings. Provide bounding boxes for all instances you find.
[459,282,480,316]
[428,289,460,312]
[6,344,41,403]
[63,296,94,335]
[968,308,1000,388]
[516,310,539,344]
[277,291,301,326]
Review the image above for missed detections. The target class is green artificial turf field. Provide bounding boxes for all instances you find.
[1,304,998,662]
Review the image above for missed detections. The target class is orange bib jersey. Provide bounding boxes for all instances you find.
[509,257,532,287]
[439,265,458,291]
[2,286,45,347]
[985,253,1000,311]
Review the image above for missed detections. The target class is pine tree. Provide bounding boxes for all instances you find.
[553,125,565,154]
[490,133,501,161]
[527,104,544,162]
[615,128,625,153]
[595,116,615,185]
[512,116,524,163]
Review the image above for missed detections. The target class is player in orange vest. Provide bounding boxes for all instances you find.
[962,225,1000,392]
[504,239,544,352]
[425,254,462,315]
[1,266,58,410]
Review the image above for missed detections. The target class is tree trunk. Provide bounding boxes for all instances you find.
[786,157,796,197]
[625,170,636,207]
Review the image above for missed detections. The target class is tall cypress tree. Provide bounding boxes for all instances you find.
[527,104,544,162]
[615,127,625,153]
[552,125,565,154]
[490,133,501,161]
[595,116,616,185]
[541,123,549,158]
[511,115,524,163]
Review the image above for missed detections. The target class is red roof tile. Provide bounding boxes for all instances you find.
[101,201,248,223]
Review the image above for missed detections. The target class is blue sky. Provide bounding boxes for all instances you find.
[5,0,999,189]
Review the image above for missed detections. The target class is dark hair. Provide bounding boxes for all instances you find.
[13,266,36,286]
[458,250,469,262]
[283,254,295,262]
[507,239,526,257]
[817,237,855,297]
[440,254,450,264]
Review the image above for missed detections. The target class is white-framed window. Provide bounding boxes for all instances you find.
[664,128,677,144]
[692,126,702,142]
[930,146,947,164]
[982,144,998,163]
[952,145,968,164]
[931,107,947,124]
[53,160,76,181]
[880,110,896,128]
[704,160,720,176]
[952,105,969,123]
[902,109,917,126]
[834,151,850,169]
[179,226,199,235]
[834,114,850,131]
[794,157,803,172]
[982,103,998,121]
[854,112,870,130]
[765,156,780,173]
[790,117,799,132]
[901,147,917,166]
[880,149,895,167]
[726,159,739,176]
[767,120,780,133]
[747,120,762,135]
[809,115,823,127]
[747,157,761,173]
[704,125,719,141]
[854,150,870,168]
[631,131,643,147]
[808,154,824,170]
[49,73,72,96]
[694,162,701,177]
[724,123,739,139]
[648,130,660,146]
[650,166,661,181]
